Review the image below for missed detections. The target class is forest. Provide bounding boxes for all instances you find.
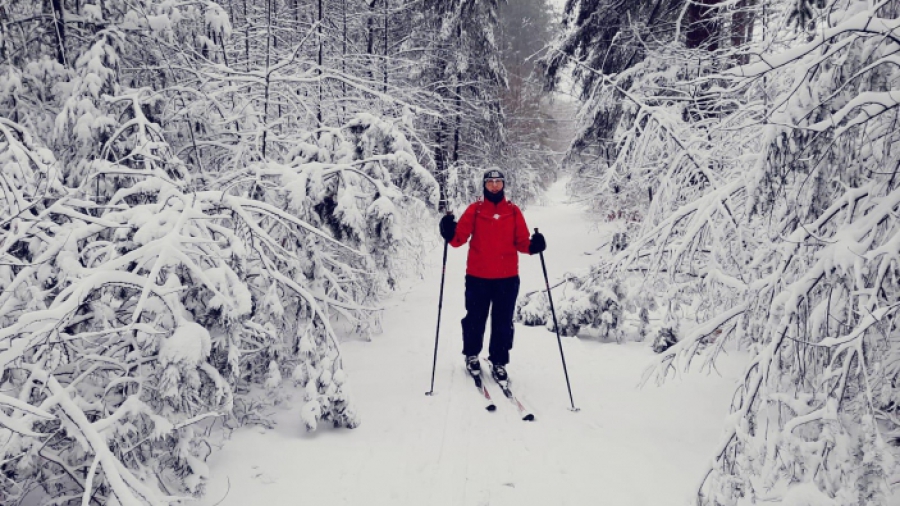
[2,0,900,505]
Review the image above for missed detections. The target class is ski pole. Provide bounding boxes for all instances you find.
[426,216,452,396]
[536,228,579,412]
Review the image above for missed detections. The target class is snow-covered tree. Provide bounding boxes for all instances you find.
[497,0,562,204]
[544,0,900,504]
[0,0,440,503]
[416,0,508,208]
[541,0,687,153]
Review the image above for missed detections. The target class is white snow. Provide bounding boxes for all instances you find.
[160,321,211,368]
[193,179,748,506]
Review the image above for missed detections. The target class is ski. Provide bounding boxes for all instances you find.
[489,374,535,421]
[468,369,497,412]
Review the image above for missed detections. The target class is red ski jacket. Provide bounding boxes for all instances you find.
[449,198,532,279]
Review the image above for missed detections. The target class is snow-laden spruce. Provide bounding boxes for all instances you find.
[541,1,900,505]
[0,1,439,505]
[0,110,436,504]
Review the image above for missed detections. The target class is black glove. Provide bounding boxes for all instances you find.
[439,214,457,242]
[529,232,546,254]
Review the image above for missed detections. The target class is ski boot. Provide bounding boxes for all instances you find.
[491,363,508,384]
[466,355,481,377]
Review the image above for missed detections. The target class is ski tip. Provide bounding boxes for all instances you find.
[523,414,535,421]
[486,404,497,412]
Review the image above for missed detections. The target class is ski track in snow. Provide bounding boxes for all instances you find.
[195,178,747,506]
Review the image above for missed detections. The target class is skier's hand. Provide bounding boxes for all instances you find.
[439,213,457,242]
[529,231,546,254]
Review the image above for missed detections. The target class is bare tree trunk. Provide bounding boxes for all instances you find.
[317,0,323,127]
[244,0,251,72]
[51,0,66,65]
[731,0,756,65]
[366,2,375,85]
[435,125,447,211]
[274,1,282,135]
[341,0,347,121]
[383,0,388,96]
[262,0,273,157]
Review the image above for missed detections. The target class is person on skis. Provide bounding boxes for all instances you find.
[438,168,546,384]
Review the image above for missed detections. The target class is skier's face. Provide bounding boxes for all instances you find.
[485,178,504,194]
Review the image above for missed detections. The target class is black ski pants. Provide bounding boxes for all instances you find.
[461,275,520,366]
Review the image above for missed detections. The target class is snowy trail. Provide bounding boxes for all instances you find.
[196,179,746,506]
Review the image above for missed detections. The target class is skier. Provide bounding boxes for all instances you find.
[438,168,546,384]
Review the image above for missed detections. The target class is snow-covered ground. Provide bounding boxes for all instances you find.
[195,178,748,506]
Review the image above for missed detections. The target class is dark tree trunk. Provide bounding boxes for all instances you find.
[317,0,323,126]
[435,126,447,211]
[685,0,721,50]
[244,0,250,72]
[366,2,375,85]
[262,0,273,157]
[51,0,66,65]
[383,0,388,95]
[341,0,347,120]
[731,0,756,64]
